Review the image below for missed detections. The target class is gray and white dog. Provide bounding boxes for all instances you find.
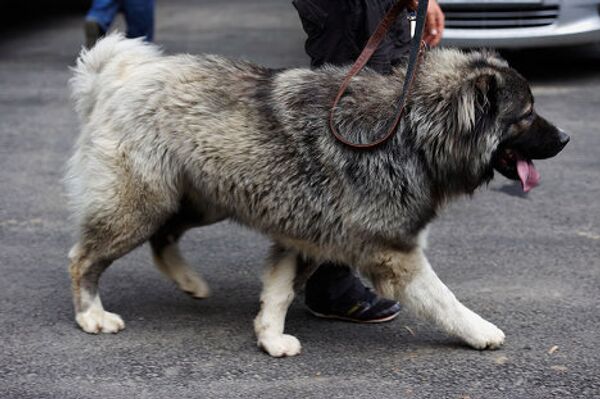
[66,34,568,357]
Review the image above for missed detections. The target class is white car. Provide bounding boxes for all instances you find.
[439,0,600,48]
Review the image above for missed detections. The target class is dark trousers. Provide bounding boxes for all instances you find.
[294,0,411,302]
[86,0,155,41]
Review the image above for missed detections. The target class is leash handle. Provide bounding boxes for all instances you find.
[329,0,429,149]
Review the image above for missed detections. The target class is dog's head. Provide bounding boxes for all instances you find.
[409,49,569,194]
[487,71,569,191]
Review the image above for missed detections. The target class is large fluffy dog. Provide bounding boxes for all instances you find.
[66,34,568,357]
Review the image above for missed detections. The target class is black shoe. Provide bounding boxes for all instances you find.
[305,265,401,324]
[84,20,105,49]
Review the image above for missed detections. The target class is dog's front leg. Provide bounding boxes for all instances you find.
[368,248,505,350]
[254,246,302,357]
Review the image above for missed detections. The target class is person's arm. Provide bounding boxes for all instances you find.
[409,0,445,47]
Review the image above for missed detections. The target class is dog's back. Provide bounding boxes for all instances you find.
[68,35,262,224]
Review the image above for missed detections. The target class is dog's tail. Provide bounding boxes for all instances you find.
[69,33,161,122]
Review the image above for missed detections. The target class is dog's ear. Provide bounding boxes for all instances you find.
[456,72,498,135]
[473,73,497,113]
[469,73,498,135]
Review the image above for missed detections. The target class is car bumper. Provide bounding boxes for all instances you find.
[440,1,600,48]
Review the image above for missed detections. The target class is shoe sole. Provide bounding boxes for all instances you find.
[308,308,400,324]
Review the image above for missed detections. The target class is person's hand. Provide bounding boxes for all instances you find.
[408,0,445,47]
[424,0,445,47]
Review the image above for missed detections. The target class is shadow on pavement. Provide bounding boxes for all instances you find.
[492,182,529,199]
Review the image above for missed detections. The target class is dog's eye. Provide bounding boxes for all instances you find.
[522,110,534,121]
[512,110,534,126]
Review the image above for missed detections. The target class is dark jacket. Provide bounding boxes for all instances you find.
[293,0,411,74]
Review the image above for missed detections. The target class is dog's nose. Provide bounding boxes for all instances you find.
[558,130,570,147]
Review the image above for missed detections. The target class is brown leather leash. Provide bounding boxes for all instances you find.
[329,0,429,149]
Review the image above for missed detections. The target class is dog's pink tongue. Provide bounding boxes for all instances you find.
[516,156,540,192]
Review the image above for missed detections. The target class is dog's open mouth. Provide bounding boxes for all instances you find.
[493,148,540,192]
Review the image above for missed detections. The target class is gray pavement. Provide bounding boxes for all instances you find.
[1,1,599,398]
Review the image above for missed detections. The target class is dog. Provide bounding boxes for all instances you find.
[66,34,569,357]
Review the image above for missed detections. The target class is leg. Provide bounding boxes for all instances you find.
[70,207,167,333]
[122,0,155,41]
[69,244,124,333]
[68,186,175,334]
[366,248,505,349]
[150,218,210,299]
[292,254,320,293]
[304,262,401,323]
[69,206,163,334]
[86,0,120,33]
[254,246,301,357]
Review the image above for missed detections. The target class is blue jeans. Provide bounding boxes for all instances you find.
[86,0,155,41]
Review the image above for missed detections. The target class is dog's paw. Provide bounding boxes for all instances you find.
[258,334,302,357]
[76,309,125,334]
[177,273,211,299]
[461,318,505,350]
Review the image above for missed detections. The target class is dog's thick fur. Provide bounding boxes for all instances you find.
[66,34,567,356]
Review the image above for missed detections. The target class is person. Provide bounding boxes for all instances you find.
[84,0,155,48]
[293,0,445,323]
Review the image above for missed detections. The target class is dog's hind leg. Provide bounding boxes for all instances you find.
[69,188,177,334]
[69,244,124,334]
[254,245,301,357]
[150,216,210,299]
[366,247,505,350]
[69,211,165,334]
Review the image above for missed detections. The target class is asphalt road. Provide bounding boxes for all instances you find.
[1,1,599,398]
